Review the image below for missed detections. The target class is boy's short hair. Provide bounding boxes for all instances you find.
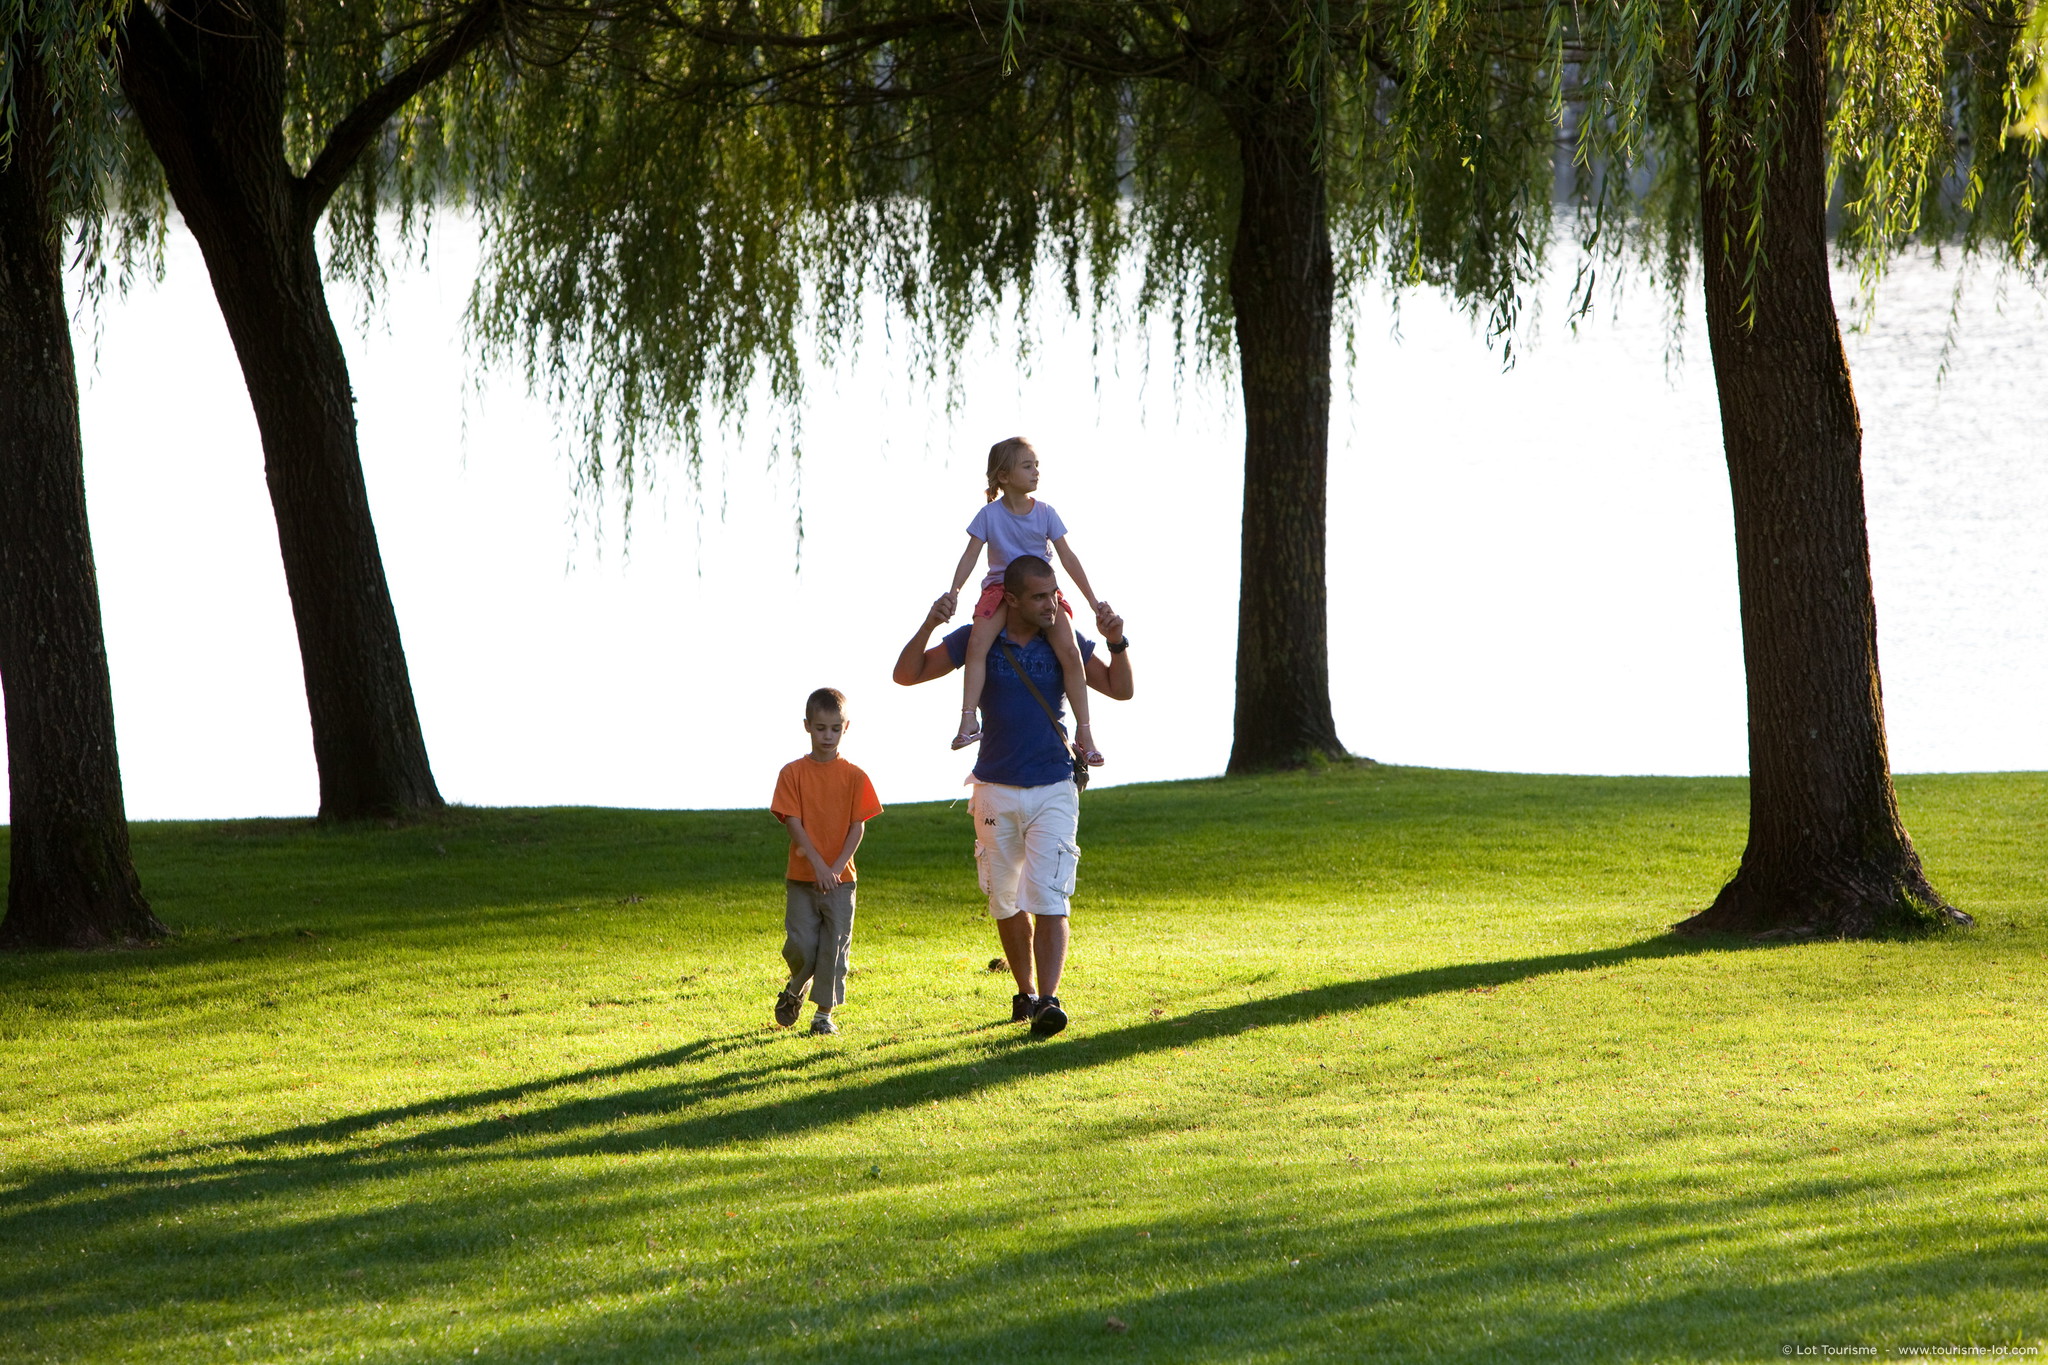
[805,687,848,720]
[1002,554,1056,597]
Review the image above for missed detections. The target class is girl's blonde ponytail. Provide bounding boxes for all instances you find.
[985,436,1033,501]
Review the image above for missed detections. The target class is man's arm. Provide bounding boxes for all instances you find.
[1084,603,1133,700]
[892,595,961,686]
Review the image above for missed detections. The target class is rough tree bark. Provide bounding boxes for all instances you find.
[1221,56,1349,773]
[115,1,500,819]
[1676,0,1964,937]
[0,54,163,948]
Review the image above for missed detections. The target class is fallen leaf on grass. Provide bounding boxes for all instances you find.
[1104,1316,1128,1333]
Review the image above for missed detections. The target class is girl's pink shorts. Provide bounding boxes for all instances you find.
[973,581,1074,621]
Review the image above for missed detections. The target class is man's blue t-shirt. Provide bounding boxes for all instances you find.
[944,624,1096,787]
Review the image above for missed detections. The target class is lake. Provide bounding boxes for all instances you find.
[12,222,2044,820]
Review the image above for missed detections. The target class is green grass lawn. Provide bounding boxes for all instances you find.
[3,764,2046,1362]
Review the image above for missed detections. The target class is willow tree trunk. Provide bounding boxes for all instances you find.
[1222,74,1348,772]
[1677,0,1960,937]
[0,57,163,948]
[118,1,442,820]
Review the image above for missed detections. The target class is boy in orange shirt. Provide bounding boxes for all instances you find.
[770,688,883,1035]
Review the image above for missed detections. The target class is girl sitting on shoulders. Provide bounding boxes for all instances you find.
[941,436,1108,765]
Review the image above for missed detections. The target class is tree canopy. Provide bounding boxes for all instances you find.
[466,2,1555,473]
[463,0,2044,506]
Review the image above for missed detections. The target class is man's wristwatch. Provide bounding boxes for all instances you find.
[1107,635,1131,654]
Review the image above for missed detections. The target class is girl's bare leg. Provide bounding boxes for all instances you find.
[953,610,1005,747]
[1049,611,1102,765]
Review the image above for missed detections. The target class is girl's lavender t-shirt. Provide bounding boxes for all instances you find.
[966,498,1069,588]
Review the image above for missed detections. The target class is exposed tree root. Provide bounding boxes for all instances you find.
[1674,856,1971,940]
[0,908,167,952]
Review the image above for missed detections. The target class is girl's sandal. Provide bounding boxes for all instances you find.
[951,709,983,750]
[1074,725,1105,768]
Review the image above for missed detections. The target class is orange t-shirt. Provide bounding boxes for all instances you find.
[771,755,883,882]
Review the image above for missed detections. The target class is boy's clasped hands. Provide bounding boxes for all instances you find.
[803,849,850,896]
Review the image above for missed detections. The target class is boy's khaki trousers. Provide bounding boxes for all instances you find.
[783,879,857,1008]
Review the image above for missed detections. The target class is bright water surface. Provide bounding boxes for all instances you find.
[9,223,2044,820]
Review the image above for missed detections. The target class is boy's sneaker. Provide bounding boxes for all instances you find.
[809,1012,839,1036]
[1030,995,1068,1038]
[773,990,802,1028]
[1011,992,1038,1023]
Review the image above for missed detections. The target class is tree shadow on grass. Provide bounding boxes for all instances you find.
[495,1175,2045,1363]
[6,1149,2034,1363]
[169,933,1752,1168]
[12,933,2023,1363]
[3,935,1749,1233]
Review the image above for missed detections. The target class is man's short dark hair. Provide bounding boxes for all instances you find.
[805,687,847,720]
[1003,554,1057,597]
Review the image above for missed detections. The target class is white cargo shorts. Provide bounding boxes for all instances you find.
[970,779,1081,920]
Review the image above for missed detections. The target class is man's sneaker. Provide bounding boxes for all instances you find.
[809,1012,839,1036]
[1030,995,1068,1037]
[1011,992,1038,1023]
[773,990,802,1028]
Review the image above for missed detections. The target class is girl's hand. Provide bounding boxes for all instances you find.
[931,591,959,626]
